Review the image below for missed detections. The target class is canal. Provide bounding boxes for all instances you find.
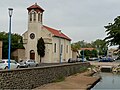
[92,72,120,89]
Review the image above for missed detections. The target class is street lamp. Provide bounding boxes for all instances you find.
[8,8,13,69]
[81,40,84,62]
[82,48,84,62]
[59,30,62,63]
[96,45,100,58]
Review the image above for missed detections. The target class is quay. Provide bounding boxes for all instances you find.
[89,61,120,72]
[34,71,101,90]
[100,66,113,72]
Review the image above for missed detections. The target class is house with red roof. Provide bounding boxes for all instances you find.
[80,48,96,51]
[22,3,72,63]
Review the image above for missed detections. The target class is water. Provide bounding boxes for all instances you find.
[92,73,120,90]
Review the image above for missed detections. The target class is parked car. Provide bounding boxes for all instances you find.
[68,58,76,63]
[88,57,98,61]
[19,60,28,68]
[0,59,20,70]
[99,57,114,62]
[25,59,38,67]
[68,58,87,63]
[76,58,87,62]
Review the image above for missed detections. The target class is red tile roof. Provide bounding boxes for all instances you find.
[80,48,96,50]
[27,3,44,12]
[43,25,71,41]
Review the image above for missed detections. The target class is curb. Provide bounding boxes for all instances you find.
[87,76,101,90]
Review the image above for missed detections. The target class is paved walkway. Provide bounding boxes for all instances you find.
[33,71,100,90]
[89,61,120,66]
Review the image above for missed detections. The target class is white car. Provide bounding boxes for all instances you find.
[25,59,38,67]
[19,60,28,68]
[0,59,20,69]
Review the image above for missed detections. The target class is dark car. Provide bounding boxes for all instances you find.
[99,57,114,62]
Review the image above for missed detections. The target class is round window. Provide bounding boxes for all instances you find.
[30,33,35,39]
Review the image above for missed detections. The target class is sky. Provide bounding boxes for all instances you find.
[0,0,120,43]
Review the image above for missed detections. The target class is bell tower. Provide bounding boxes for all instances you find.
[27,3,44,24]
[26,3,45,61]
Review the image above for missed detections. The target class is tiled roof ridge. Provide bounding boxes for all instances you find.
[27,3,44,12]
[43,25,71,41]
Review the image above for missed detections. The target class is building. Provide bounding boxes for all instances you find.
[107,48,118,59]
[0,41,2,59]
[22,3,72,63]
[80,48,96,51]
[11,49,25,62]
[78,48,96,55]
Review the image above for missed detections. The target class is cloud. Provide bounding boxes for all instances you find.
[1,0,120,42]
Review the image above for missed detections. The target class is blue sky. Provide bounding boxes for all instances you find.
[0,0,120,43]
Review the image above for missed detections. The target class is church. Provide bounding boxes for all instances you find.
[22,3,72,63]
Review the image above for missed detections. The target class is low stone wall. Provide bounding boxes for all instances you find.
[0,62,90,89]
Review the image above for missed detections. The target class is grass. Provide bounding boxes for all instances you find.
[53,66,92,83]
[79,66,88,73]
[53,75,65,82]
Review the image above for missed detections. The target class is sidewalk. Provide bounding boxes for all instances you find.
[33,71,100,90]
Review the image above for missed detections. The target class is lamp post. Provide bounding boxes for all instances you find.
[82,48,84,62]
[8,8,13,69]
[96,45,100,58]
[59,30,62,63]
[81,40,84,62]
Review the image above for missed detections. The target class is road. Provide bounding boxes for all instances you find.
[89,60,120,67]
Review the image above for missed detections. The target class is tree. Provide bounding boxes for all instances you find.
[104,16,120,49]
[37,37,45,63]
[0,32,24,59]
[71,40,86,57]
[80,49,97,58]
[92,39,108,56]
[71,40,87,51]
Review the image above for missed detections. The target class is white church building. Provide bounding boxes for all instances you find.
[22,3,72,63]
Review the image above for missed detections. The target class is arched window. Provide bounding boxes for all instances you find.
[38,13,40,22]
[41,13,43,23]
[66,45,68,53]
[54,43,56,53]
[33,12,36,21]
[61,44,63,53]
[29,13,32,22]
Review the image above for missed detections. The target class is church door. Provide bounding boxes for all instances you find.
[30,50,35,60]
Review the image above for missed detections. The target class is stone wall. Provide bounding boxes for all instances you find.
[0,62,90,89]
[11,49,25,62]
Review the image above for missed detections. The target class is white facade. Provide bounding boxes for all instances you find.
[0,41,2,59]
[22,3,72,63]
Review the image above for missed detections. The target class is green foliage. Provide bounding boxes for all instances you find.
[71,40,87,51]
[72,39,108,57]
[91,50,97,57]
[0,32,24,59]
[71,43,80,51]
[80,49,98,58]
[92,39,108,56]
[37,37,45,62]
[79,66,88,73]
[104,16,120,49]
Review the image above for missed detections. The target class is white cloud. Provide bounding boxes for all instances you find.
[0,0,120,42]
